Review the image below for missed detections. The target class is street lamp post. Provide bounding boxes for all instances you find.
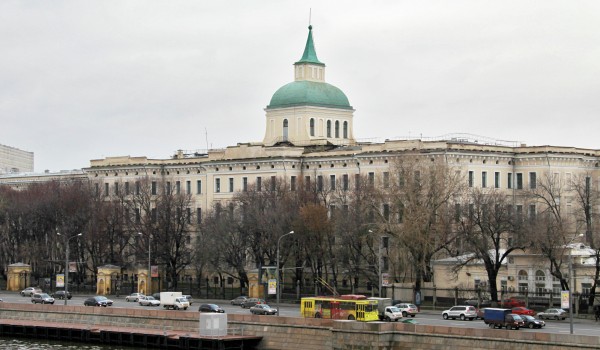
[568,233,584,335]
[569,250,574,335]
[57,232,82,306]
[138,232,151,296]
[369,230,388,298]
[276,230,294,316]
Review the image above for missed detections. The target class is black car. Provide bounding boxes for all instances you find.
[199,303,224,313]
[84,296,113,307]
[152,293,161,301]
[51,290,72,300]
[521,315,545,329]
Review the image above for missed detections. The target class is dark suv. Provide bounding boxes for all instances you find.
[240,298,265,309]
[51,290,72,300]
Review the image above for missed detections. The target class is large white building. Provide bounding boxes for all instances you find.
[2,26,600,295]
[0,143,33,174]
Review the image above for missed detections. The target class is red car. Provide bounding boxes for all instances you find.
[511,307,535,316]
[501,297,525,308]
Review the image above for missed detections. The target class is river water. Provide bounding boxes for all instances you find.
[0,337,145,349]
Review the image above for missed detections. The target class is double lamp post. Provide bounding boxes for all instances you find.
[276,230,294,316]
[57,232,82,306]
[138,232,152,296]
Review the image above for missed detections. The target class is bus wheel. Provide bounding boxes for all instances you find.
[348,315,355,321]
[314,313,321,318]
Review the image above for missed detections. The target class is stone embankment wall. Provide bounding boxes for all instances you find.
[1,303,599,350]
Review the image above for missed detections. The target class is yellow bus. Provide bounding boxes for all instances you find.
[300,294,379,321]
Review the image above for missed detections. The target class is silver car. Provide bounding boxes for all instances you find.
[125,293,145,302]
[31,293,55,304]
[138,296,160,306]
[537,308,567,320]
[21,287,42,297]
[442,305,477,320]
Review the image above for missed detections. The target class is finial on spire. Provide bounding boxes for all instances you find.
[309,8,312,26]
[295,17,324,66]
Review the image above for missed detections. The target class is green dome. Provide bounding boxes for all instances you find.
[267,81,352,110]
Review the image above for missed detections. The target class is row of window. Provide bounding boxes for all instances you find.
[96,180,205,196]
[467,171,594,191]
[215,173,380,193]
[467,171,538,189]
[307,118,349,139]
[97,171,592,197]
[126,207,203,226]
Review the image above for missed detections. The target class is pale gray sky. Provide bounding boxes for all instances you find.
[1,1,599,172]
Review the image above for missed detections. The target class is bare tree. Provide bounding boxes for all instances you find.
[455,188,526,301]
[527,172,578,290]
[571,173,600,304]
[384,155,464,293]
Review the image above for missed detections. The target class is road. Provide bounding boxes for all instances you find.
[2,292,600,337]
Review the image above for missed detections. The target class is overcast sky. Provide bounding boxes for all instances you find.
[1,1,599,172]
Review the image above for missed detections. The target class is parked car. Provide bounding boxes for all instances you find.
[240,298,265,309]
[20,287,42,297]
[125,293,145,302]
[231,296,248,305]
[521,315,545,329]
[152,293,161,301]
[51,290,72,300]
[395,303,419,317]
[476,307,486,319]
[199,303,225,313]
[464,298,491,307]
[511,307,535,316]
[442,305,477,320]
[537,308,567,320]
[138,296,160,306]
[31,293,55,305]
[183,295,193,305]
[84,296,113,307]
[250,304,278,315]
[501,297,526,308]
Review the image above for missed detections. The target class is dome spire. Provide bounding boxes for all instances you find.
[295,25,324,66]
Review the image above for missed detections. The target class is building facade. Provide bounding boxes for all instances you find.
[0,143,33,174]
[2,26,600,297]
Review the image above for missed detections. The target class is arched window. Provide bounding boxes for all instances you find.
[335,121,340,138]
[535,270,545,281]
[283,119,288,140]
[310,118,315,136]
[343,121,348,138]
[327,120,331,138]
[518,270,528,281]
[535,270,546,296]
